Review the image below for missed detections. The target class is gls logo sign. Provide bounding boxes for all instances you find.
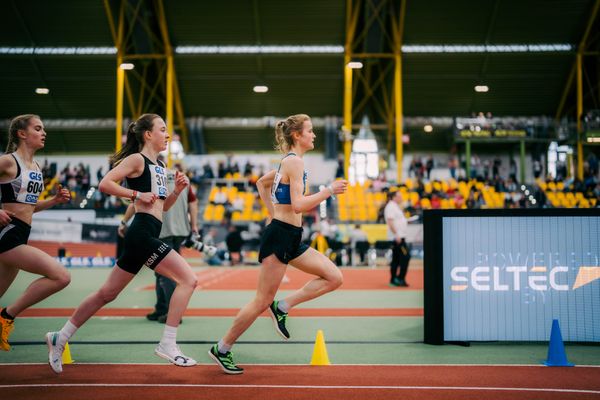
[450,265,600,291]
[29,171,42,181]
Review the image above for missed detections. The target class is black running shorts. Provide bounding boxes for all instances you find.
[258,219,309,264]
[117,213,172,274]
[0,217,31,254]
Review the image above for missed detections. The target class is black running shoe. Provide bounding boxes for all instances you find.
[269,301,290,340]
[208,344,244,374]
[146,311,163,321]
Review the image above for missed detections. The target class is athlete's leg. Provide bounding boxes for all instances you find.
[283,247,343,307]
[221,254,287,346]
[0,245,71,317]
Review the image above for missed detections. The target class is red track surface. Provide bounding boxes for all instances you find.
[1,365,599,400]
[19,307,423,317]
[140,268,424,291]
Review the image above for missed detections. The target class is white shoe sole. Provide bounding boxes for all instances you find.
[45,332,62,374]
[268,307,289,341]
[154,347,197,367]
[207,349,243,375]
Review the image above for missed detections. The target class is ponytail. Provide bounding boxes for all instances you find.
[109,113,160,166]
[274,114,310,153]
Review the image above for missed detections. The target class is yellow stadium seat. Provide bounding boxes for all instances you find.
[203,204,214,221]
[421,198,431,209]
[213,205,225,221]
[409,192,419,206]
[208,187,218,202]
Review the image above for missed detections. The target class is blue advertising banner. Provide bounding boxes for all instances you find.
[442,216,600,342]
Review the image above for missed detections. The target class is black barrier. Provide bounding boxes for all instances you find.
[81,223,118,243]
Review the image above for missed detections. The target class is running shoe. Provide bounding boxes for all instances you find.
[46,331,64,373]
[208,344,244,374]
[269,301,290,340]
[0,311,14,351]
[154,343,197,367]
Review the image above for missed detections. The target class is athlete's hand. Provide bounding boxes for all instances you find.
[137,192,157,205]
[0,209,15,226]
[330,179,349,195]
[117,223,127,238]
[54,185,71,204]
[173,170,189,195]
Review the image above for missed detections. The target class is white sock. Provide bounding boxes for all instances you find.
[58,320,78,346]
[277,299,290,313]
[160,325,177,347]
[217,339,232,354]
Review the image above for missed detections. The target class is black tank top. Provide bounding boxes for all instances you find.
[125,154,168,200]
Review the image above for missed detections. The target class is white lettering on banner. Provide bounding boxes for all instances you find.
[472,267,490,291]
[450,265,571,291]
[493,267,509,291]
[550,266,569,290]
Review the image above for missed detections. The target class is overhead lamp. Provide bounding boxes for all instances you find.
[253,85,268,93]
[424,124,433,133]
[35,88,50,94]
[347,61,363,69]
[474,85,489,93]
[119,63,134,70]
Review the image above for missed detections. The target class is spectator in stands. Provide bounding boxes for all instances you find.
[466,190,483,209]
[509,159,518,183]
[217,161,226,178]
[201,163,215,180]
[335,156,344,178]
[425,156,434,180]
[243,160,254,178]
[348,224,368,265]
[533,159,543,179]
[448,156,458,179]
[384,190,411,287]
[225,224,243,265]
[587,153,598,177]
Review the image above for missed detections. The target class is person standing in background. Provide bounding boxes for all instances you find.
[384,190,411,287]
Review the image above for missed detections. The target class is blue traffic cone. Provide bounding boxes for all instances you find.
[543,319,574,367]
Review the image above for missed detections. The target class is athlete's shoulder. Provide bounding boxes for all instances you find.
[0,154,17,170]
[282,154,303,169]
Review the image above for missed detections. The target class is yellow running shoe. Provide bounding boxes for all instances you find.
[0,310,15,351]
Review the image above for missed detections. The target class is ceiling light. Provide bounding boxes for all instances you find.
[119,63,134,70]
[475,85,489,93]
[424,124,433,133]
[253,85,268,93]
[35,88,49,95]
[401,44,572,53]
[176,45,344,54]
[347,61,363,69]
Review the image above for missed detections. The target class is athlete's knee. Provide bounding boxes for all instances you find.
[180,275,198,290]
[97,287,119,304]
[254,294,276,311]
[56,269,71,288]
[48,267,70,288]
[327,268,343,289]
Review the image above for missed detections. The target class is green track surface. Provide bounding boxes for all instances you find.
[2,268,599,366]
